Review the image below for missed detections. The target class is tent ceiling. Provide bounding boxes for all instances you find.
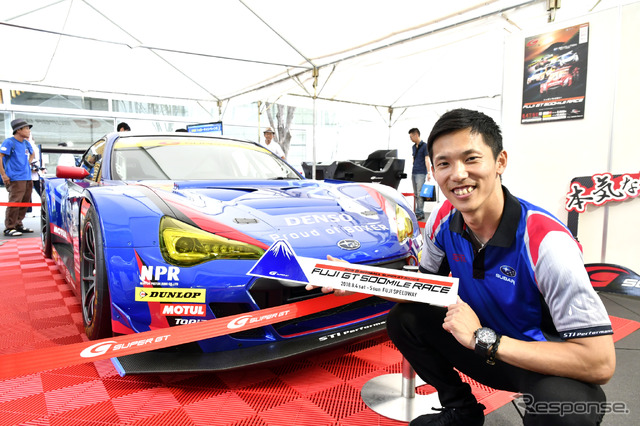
[0,0,629,110]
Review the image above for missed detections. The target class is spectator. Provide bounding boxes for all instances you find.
[26,136,43,215]
[57,142,76,167]
[260,127,285,160]
[409,127,432,220]
[0,119,36,236]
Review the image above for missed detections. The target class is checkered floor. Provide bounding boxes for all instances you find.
[1,238,638,426]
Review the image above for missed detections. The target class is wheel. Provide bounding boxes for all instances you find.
[41,194,52,258]
[80,204,112,340]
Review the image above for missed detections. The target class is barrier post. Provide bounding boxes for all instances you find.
[361,356,439,422]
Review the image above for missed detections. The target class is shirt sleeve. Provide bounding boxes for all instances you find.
[420,203,448,274]
[533,229,613,339]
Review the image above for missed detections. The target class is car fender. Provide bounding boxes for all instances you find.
[84,185,166,249]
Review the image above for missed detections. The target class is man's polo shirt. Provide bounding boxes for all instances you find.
[420,186,612,342]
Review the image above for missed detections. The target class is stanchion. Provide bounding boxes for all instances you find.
[361,356,439,422]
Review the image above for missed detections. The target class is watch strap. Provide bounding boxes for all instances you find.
[486,334,502,365]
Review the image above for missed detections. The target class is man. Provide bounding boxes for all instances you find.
[0,119,36,236]
[387,109,615,425]
[117,122,131,132]
[261,127,286,160]
[409,128,432,220]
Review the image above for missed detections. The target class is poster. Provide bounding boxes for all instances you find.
[521,23,589,124]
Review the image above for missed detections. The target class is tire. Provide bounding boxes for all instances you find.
[41,194,52,258]
[80,204,113,340]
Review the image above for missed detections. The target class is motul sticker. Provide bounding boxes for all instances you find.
[160,304,206,317]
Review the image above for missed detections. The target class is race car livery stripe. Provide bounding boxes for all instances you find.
[0,293,368,380]
[167,195,269,249]
[132,184,199,228]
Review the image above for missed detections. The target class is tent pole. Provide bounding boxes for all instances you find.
[387,107,393,150]
[257,101,262,142]
[312,68,319,180]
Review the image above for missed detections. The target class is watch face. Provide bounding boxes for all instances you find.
[477,328,496,345]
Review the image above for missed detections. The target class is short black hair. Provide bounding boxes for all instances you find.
[427,108,503,160]
[117,122,131,131]
[408,128,420,136]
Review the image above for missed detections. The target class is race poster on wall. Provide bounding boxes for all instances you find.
[521,23,589,124]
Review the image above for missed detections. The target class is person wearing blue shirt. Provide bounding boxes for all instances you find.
[388,109,615,425]
[409,128,432,220]
[0,119,35,236]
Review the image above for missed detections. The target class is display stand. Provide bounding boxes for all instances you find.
[361,356,440,422]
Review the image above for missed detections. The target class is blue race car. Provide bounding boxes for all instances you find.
[41,132,422,374]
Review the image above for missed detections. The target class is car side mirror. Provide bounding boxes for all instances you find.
[56,165,90,180]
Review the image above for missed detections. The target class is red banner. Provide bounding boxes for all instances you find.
[565,172,640,213]
[0,293,369,380]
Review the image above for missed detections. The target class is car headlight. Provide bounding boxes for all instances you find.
[395,205,414,243]
[160,216,265,266]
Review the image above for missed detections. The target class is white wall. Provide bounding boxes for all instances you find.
[501,3,640,272]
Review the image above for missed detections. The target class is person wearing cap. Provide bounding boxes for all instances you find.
[260,127,286,160]
[0,119,36,236]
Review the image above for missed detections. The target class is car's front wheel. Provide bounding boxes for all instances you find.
[41,194,52,258]
[80,204,112,340]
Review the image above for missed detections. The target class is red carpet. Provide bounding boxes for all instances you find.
[1,238,638,426]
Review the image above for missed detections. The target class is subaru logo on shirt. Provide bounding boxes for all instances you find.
[338,239,361,250]
[500,265,517,277]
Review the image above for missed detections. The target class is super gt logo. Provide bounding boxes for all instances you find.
[226,310,292,329]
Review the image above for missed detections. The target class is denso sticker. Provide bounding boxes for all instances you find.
[160,304,207,317]
[135,288,206,303]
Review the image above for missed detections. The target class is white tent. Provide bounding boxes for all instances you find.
[0,0,615,108]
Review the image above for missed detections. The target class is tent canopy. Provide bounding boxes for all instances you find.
[1,0,621,111]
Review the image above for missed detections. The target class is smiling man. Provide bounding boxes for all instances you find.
[386,109,615,425]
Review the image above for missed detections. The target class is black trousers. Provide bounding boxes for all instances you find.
[386,303,606,425]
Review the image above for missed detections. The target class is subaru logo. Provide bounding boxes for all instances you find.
[500,265,516,277]
[337,239,361,250]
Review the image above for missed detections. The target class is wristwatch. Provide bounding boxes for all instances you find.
[474,327,497,360]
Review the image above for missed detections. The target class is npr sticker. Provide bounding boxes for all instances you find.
[248,240,458,306]
[135,288,206,303]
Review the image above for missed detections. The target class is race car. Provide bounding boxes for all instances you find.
[40,132,422,374]
[540,66,578,94]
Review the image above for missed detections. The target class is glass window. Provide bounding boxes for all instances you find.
[111,136,300,181]
[13,113,114,148]
[1,113,8,141]
[113,100,189,117]
[10,91,108,111]
[81,138,107,182]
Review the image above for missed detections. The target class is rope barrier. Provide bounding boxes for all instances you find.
[0,202,40,207]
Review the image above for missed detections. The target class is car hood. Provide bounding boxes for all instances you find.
[146,180,411,261]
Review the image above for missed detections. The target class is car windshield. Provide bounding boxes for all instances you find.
[110,136,300,181]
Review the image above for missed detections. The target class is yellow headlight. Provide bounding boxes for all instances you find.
[160,217,265,266]
[395,205,414,243]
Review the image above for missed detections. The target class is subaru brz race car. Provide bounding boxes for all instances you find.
[41,133,421,374]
